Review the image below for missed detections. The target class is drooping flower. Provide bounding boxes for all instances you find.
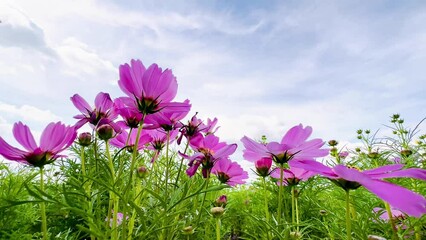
[0,122,77,167]
[182,134,237,178]
[118,59,186,116]
[291,160,426,217]
[211,158,248,186]
[270,164,316,186]
[242,124,328,165]
[70,92,119,131]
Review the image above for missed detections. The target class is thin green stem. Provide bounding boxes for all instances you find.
[262,177,271,240]
[164,131,171,198]
[81,146,95,240]
[278,165,284,225]
[40,167,47,240]
[174,141,189,188]
[196,176,210,226]
[106,141,118,240]
[345,190,352,240]
[216,218,221,240]
[291,186,295,227]
[295,191,299,232]
[384,202,398,240]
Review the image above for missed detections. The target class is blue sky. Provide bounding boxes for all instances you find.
[1,0,426,165]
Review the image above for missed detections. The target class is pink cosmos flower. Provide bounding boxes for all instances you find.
[373,207,406,222]
[118,59,186,115]
[203,117,220,135]
[109,129,152,151]
[0,122,77,167]
[211,158,248,186]
[146,129,178,162]
[270,164,316,186]
[70,92,120,132]
[241,124,328,165]
[181,134,237,178]
[291,160,426,217]
[144,99,191,131]
[105,210,129,227]
[114,97,143,129]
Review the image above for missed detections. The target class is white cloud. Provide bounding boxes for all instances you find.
[0,102,62,123]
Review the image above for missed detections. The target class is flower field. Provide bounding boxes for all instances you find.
[0,59,425,240]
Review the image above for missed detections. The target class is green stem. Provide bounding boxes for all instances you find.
[384,202,398,240]
[291,186,295,227]
[81,146,95,240]
[278,165,284,225]
[174,141,189,188]
[125,119,145,239]
[40,167,47,240]
[106,141,119,240]
[345,190,352,240]
[165,131,171,198]
[262,177,271,240]
[295,191,299,232]
[196,176,210,226]
[216,218,221,240]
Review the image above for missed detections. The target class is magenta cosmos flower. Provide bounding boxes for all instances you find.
[291,160,426,217]
[270,164,316,186]
[114,97,144,129]
[146,129,179,163]
[241,124,328,165]
[181,134,237,178]
[144,99,191,131]
[109,128,152,152]
[70,92,119,132]
[0,122,77,167]
[211,158,248,186]
[118,59,186,115]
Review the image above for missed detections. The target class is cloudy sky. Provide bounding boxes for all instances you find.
[1,0,426,166]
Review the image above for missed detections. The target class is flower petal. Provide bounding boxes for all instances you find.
[12,122,37,151]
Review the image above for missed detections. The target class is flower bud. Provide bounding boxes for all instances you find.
[365,130,371,134]
[368,152,379,159]
[328,140,338,146]
[182,226,194,235]
[290,231,301,239]
[400,149,413,157]
[97,124,114,141]
[255,158,272,177]
[78,132,92,146]
[319,210,327,216]
[215,195,227,207]
[392,114,400,119]
[339,151,349,159]
[356,129,362,134]
[210,207,224,218]
[137,166,148,178]
[368,235,386,240]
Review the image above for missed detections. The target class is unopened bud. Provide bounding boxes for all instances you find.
[368,152,379,159]
[356,129,363,135]
[97,124,114,141]
[398,119,404,124]
[290,231,301,239]
[215,195,227,207]
[78,132,92,146]
[255,158,272,177]
[328,140,338,146]
[319,210,327,216]
[137,166,148,178]
[365,130,371,134]
[368,235,386,240]
[400,149,413,158]
[182,226,194,235]
[211,207,224,218]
